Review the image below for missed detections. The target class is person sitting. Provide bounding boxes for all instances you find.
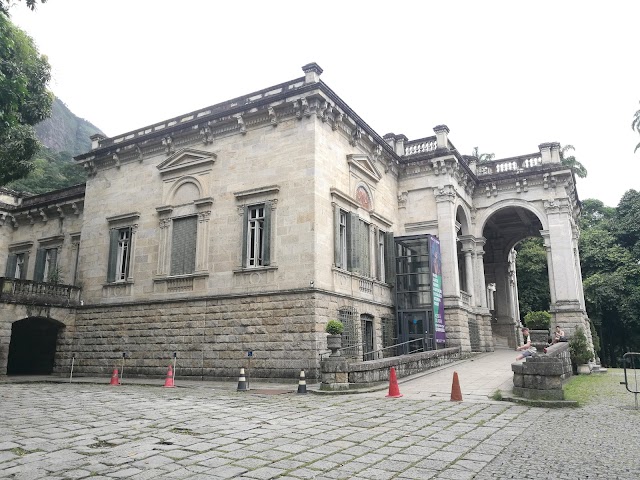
[516,327,537,360]
[552,325,567,344]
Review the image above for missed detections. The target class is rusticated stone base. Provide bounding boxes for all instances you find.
[46,290,393,382]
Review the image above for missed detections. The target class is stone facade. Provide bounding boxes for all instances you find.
[0,63,590,380]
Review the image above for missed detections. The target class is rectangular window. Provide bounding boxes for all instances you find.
[5,252,28,280]
[358,219,371,276]
[108,227,133,282]
[242,202,272,268]
[334,207,381,278]
[339,211,347,268]
[248,205,264,267]
[170,216,197,275]
[34,247,58,282]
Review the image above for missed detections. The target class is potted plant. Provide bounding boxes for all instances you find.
[325,320,344,357]
[569,327,593,374]
[523,311,551,348]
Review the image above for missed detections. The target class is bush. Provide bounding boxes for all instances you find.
[524,311,551,330]
[570,327,594,365]
[325,320,344,335]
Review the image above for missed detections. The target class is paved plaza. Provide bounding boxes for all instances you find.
[1,355,638,479]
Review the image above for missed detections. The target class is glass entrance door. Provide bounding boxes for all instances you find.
[400,311,428,353]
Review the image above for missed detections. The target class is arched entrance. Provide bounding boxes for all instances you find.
[7,317,64,375]
[481,205,545,348]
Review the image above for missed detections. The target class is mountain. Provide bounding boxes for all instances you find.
[34,97,104,156]
[7,97,104,194]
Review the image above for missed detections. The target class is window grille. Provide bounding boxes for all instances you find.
[338,306,359,359]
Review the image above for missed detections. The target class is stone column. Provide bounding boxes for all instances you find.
[157,219,171,276]
[127,224,138,282]
[434,185,459,298]
[474,238,488,308]
[543,200,588,341]
[460,237,475,305]
[196,211,210,272]
[540,230,557,305]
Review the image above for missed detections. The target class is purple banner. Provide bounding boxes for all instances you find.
[430,236,446,344]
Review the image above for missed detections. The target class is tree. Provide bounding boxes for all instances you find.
[632,102,640,153]
[559,145,588,179]
[0,0,46,16]
[0,13,52,185]
[471,147,495,163]
[579,191,640,366]
[516,237,550,320]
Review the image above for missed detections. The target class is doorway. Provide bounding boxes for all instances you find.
[7,318,62,375]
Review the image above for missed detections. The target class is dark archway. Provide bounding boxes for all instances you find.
[7,317,63,375]
[482,206,545,347]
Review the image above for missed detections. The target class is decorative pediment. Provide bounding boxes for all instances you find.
[157,148,216,176]
[347,154,381,183]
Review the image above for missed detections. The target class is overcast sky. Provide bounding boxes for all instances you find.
[11,0,640,207]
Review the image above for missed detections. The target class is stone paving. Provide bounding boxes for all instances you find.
[0,372,639,479]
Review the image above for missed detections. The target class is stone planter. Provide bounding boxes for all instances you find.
[529,329,550,352]
[577,364,591,375]
[327,334,342,357]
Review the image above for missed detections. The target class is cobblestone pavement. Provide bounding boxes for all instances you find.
[0,375,638,480]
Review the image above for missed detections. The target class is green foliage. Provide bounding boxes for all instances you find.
[0,1,46,16]
[580,191,640,367]
[559,145,587,179]
[524,311,551,330]
[0,14,52,185]
[7,147,86,194]
[325,320,344,335]
[471,147,495,163]
[516,238,550,319]
[569,327,593,365]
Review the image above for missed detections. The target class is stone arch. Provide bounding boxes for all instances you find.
[7,316,66,375]
[455,203,472,235]
[167,176,204,206]
[475,199,548,239]
[479,200,548,349]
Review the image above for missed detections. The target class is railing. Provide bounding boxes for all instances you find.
[0,277,81,307]
[476,153,542,176]
[621,352,640,410]
[331,336,435,362]
[403,137,438,156]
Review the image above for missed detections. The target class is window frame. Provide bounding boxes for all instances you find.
[106,212,140,284]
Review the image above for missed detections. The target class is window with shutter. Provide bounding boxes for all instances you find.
[170,216,197,275]
[5,254,17,278]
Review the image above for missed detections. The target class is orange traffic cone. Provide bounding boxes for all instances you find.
[450,371,463,401]
[163,365,175,388]
[109,368,120,386]
[385,367,403,398]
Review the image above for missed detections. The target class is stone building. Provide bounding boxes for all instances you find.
[0,63,589,380]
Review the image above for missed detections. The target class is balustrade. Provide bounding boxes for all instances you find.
[476,154,542,176]
[0,277,81,306]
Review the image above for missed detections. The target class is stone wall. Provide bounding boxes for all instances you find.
[321,347,461,389]
[511,342,572,400]
[54,290,394,381]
